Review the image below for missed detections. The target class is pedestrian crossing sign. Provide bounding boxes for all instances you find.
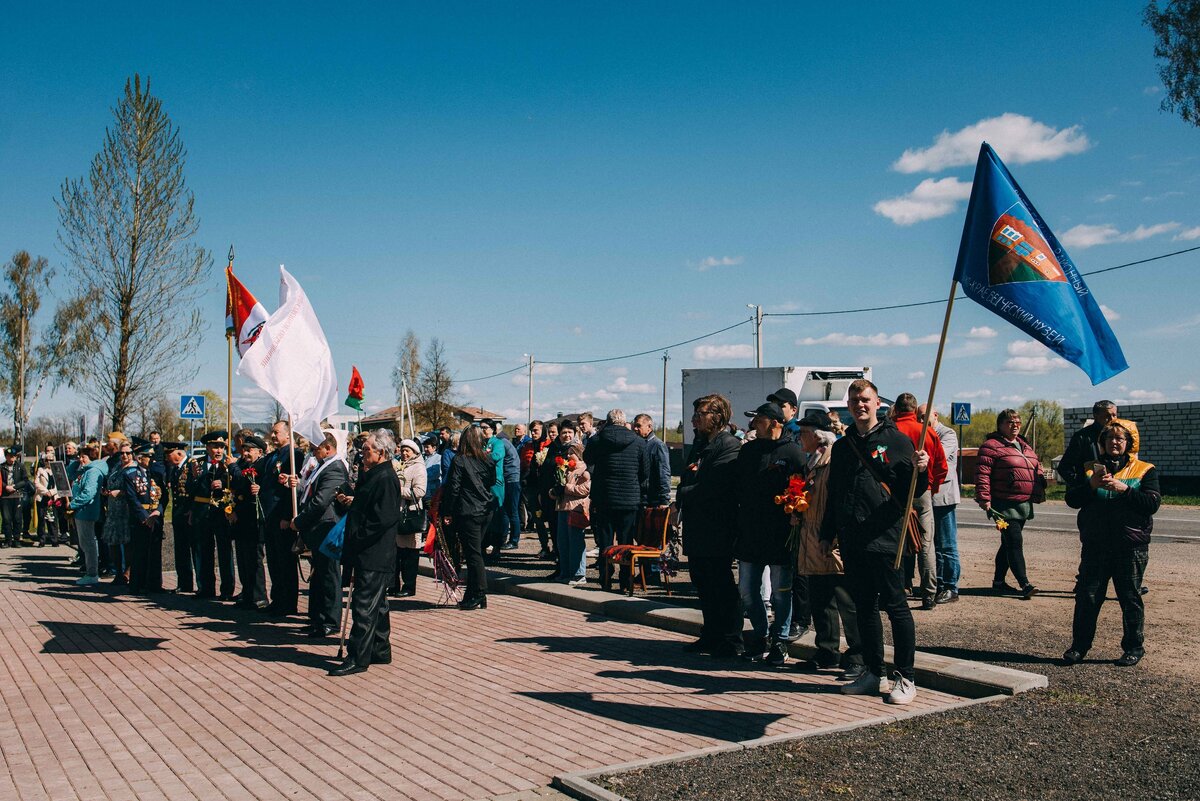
[180,394,206,420]
[951,402,972,426]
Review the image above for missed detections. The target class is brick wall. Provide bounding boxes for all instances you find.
[1064,401,1200,479]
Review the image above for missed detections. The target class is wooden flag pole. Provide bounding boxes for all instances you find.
[288,411,299,519]
[893,278,959,570]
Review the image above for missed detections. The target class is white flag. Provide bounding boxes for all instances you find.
[236,266,339,445]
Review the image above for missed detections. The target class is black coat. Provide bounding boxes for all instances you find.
[341,460,400,573]
[443,453,495,520]
[294,458,349,551]
[256,446,297,522]
[820,419,927,556]
[676,430,741,558]
[583,424,648,512]
[733,432,807,565]
[1066,454,1160,552]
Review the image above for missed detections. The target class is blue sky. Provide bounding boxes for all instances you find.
[2,2,1197,429]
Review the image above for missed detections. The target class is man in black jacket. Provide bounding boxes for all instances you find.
[1058,400,1117,486]
[583,409,648,560]
[820,379,928,705]
[733,403,807,665]
[230,435,269,610]
[289,432,348,637]
[260,421,300,616]
[1,446,33,547]
[331,429,401,676]
[677,394,743,658]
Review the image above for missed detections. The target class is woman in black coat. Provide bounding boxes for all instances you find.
[675,394,743,658]
[441,425,497,610]
[330,429,401,676]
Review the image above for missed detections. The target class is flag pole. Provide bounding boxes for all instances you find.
[894,277,958,570]
[288,411,299,519]
[226,244,235,439]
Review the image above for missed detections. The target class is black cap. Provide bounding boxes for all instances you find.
[479,418,496,428]
[242,434,267,451]
[163,441,189,452]
[767,387,798,408]
[796,410,833,431]
[744,402,785,423]
[200,430,228,445]
[130,435,151,449]
[134,443,156,457]
[6,444,21,455]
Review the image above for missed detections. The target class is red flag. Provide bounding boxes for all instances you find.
[346,365,365,411]
[225,267,268,357]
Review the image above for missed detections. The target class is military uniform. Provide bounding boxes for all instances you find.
[164,443,199,592]
[187,431,236,599]
[124,446,164,594]
[230,435,268,609]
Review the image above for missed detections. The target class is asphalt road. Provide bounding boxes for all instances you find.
[957,499,1200,542]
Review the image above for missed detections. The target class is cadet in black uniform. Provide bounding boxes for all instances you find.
[162,441,196,592]
[231,434,269,610]
[261,421,300,617]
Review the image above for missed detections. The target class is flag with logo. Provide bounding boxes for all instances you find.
[346,366,365,411]
[236,266,340,445]
[953,142,1127,385]
[225,267,269,358]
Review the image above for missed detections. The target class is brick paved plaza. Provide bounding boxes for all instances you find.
[0,549,969,801]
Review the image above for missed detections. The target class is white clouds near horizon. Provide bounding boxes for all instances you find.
[796,332,939,347]
[693,343,754,361]
[1059,221,1180,249]
[690,255,744,271]
[893,113,1091,174]
[1175,226,1200,241]
[873,177,972,225]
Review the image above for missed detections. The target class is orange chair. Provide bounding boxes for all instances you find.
[601,506,676,596]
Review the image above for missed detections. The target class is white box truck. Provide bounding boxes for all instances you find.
[680,366,888,444]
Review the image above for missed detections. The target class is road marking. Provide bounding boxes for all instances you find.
[958,521,1200,541]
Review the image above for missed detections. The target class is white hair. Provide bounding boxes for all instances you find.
[606,409,627,426]
[367,428,396,458]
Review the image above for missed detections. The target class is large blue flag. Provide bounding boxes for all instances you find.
[953,142,1127,385]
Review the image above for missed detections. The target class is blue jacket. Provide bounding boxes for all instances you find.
[642,433,671,506]
[497,433,521,485]
[485,437,505,504]
[69,460,109,521]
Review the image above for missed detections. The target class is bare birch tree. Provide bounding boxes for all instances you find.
[56,74,211,430]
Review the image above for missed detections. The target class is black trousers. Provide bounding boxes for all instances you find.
[172,514,196,592]
[843,550,916,680]
[791,574,812,630]
[234,525,267,606]
[127,520,163,593]
[395,547,419,593]
[688,555,743,649]
[308,550,342,628]
[808,573,864,667]
[192,511,219,596]
[37,500,61,544]
[455,513,490,600]
[215,526,235,598]
[1072,547,1148,657]
[265,517,299,612]
[993,518,1031,587]
[346,568,391,668]
[1,497,24,545]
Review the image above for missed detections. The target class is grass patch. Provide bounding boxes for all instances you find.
[961,485,1199,506]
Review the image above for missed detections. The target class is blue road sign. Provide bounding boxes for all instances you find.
[951,402,972,426]
[180,394,206,420]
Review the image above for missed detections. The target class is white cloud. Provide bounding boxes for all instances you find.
[693,343,754,361]
[608,376,656,395]
[893,113,1090,174]
[571,326,584,336]
[1060,221,1179,249]
[796,332,940,347]
[967,326,998,339]
[1181,383,1198,392]
[949,340,991,358]
[1007,340,1051,357]
[1149,313,1200,337]
[534,363,565,376]
[608,367,628,377]
[1128,389,1165,401]
[1095,193,1117,203]
[1175,226,1200,241]
[1100,304,1120,322]
[957,389,992,399]
[578,365,596,375]
[1144,85,1161,96]
[1000,394,1027,403]
[691,255,744,272]
[581,389,620,402]
[906,370,927,380]
[873,177,972,225]
[1005,356,1071,374]
[458,383,473,397]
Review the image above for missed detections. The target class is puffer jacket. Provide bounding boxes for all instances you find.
[1066,454,1160,550]
[975,433,1040,505]
[676,430,740,558]
[583,424,648,511]
[393,455,428,549]
[732,431,807,566]
[820,419,927,556]
[552,448,591,517]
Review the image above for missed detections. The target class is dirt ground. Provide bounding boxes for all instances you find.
[588,507,1200,801]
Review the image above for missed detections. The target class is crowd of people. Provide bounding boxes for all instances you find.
[0,392,1160,688]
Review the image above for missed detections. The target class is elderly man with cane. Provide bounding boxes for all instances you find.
[330,429,402,677]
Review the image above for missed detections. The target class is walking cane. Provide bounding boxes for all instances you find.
[336,572,353,660]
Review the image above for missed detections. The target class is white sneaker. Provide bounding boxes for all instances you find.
[568,578,587,587]
[586,548,599,557]
[76,575,99,586]
[840,669,881,695]
[884,671,916,705]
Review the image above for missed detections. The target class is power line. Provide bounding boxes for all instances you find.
[763,244,1200,318]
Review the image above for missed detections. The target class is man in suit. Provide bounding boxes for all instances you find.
[289,431,348,637]
[231,434,269,610]
[260,420,300,617]
[126,443,165,594]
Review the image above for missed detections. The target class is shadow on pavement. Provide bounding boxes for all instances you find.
[500,634,733,672]
[518,691,787,742]
[39,620,167,654]
[593,667,841,695]
[920,644,1062,666]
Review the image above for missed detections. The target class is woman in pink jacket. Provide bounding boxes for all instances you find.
[974,409,1041,599]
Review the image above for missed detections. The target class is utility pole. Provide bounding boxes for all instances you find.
[661,351,670,441]
[748,304,764,367]
[526,354,534,424]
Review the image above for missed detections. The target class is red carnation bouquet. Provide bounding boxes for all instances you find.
[775,473,809,552]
